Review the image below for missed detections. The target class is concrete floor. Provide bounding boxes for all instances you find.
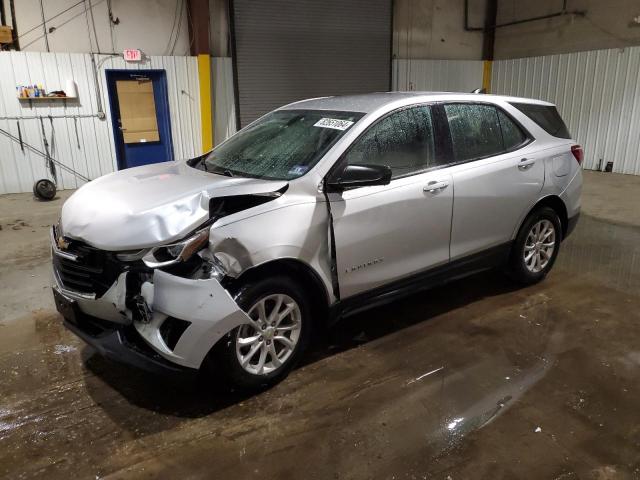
[0,171,639,479]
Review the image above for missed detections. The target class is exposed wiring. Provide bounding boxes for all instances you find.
[106,0,117,52]
[183,0,196,55]
[464,0,585,31]
[170,0,185,55]
[38,0,50,52]
[16,0,84,41]
[87,0,101,53]
[164,0,181,55]
[96,52,121,69]
[19,0,106,50]
[90,54,105,117]
[83,0,96,52]
[582,14,640,43]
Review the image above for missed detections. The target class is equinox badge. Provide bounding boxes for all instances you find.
[346,257,384,274]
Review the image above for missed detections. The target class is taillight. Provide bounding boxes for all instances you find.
[571,145,584,165]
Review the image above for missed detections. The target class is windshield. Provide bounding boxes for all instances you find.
[201,109,364,180]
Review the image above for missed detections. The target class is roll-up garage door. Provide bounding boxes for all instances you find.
[231,0,392,127]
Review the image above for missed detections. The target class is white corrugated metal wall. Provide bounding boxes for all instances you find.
[392,59,484,92]
[212,57,237,146]
[492,46,640,175]
[0,52,202,194]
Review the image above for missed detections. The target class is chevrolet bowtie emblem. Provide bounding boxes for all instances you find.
[57,236,70,250]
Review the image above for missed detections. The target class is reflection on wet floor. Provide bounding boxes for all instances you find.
[1,215,639,479]
[557,215,640,293]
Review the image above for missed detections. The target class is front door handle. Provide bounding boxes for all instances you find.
[518,158,536,170]
[424,180,449,193]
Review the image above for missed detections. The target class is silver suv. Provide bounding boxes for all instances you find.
[51,92,582,388]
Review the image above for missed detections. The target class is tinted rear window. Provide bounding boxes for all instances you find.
[510,102,571,139]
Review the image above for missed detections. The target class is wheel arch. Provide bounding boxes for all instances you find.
[517,195,569,240]
[227,258,331,326]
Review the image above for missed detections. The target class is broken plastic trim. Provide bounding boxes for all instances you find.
[209,185,288,220]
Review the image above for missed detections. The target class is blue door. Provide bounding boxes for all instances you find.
[106,70,174,169]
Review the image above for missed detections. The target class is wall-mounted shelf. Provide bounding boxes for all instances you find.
[18,96,78,106]
[18,96,77,101]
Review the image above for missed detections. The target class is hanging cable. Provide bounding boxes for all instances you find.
[170,0,185,55]
[16,1,83,40]
[106,0,118,52]
[39,117,57,184]
[183,0,196,55]
[19,0,106,50]
[0,126,90,182]
[83,0,95,52]
[38,0,50,52]
[87,0,101,53]
[164,0,181,55]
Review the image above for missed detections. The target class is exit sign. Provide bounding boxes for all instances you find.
[123,49,142,62]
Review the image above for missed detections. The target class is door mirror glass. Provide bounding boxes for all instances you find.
[327,164,392,191]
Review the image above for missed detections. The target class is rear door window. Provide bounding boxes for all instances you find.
[497,109,527,150]
[444,104,503,161]
[509,102,571,139]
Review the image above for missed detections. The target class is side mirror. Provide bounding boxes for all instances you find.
[326,164,392,192]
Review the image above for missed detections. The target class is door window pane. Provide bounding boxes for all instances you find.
[498,109,527,150]
[445,104,503,161]
[343,106,435,178]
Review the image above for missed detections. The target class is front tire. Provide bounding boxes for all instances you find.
[213,275,312,390]
[507,207,562,285]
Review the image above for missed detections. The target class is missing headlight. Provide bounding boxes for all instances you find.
[116,249,149,262]
[196,249,227,280]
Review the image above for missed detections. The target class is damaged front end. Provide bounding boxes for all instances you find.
[51,185,287,374]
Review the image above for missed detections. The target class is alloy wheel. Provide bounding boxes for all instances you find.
[235,294,302,375]
[523,219,556,273]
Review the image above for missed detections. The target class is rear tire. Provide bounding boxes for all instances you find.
[211,275,312,391]
[507,207,562,285]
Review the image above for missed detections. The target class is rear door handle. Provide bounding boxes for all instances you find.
[518,158,536,170]
[424,180,449,193]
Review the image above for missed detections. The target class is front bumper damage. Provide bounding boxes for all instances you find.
[52,236,252,374]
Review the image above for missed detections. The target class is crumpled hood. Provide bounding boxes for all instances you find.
[61,161,287,250]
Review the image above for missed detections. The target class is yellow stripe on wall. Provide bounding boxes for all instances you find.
[198,54,213,152]
[482,60,493,93]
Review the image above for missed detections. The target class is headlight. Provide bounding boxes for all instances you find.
[142,229,210,268]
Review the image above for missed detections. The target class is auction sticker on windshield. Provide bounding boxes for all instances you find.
[313,118,354,130]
